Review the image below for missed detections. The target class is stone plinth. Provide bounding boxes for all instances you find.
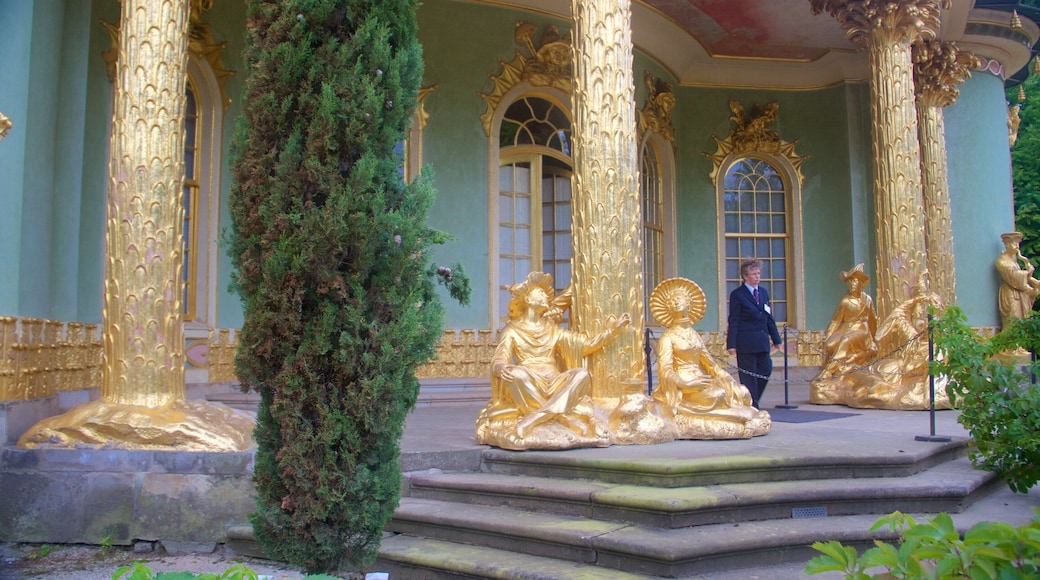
[0,447,255,545]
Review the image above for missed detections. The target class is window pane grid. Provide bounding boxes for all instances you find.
[542,173,572,296]
[723,158,789,324]
[183,83,200,320]
[641,143,664,317]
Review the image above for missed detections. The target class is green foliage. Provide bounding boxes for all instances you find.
[112,562,260,579]
[228,0,469,574]
[27,544,52,560]
[805,510,1040,579]
[1010,72,1040,261]
[111,561,342,580]
[930,307,1040,493]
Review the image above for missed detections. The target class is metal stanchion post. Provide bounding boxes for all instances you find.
[916,313,950,442]
[776,324,798,409]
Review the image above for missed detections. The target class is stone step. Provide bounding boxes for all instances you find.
[479,435,967,487]
[386,497,904,577]
[376,534,662,579]
[405,456,999,528]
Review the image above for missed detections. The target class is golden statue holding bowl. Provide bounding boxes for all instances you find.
[649,278,770,439]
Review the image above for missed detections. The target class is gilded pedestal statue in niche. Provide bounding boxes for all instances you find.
[650,278,770,439]
[475,272,629,450]
[995,232,1040,328]
[811,269,949,410]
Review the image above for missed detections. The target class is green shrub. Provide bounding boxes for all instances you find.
[931,307,1040,493]
[111,561,343,579]
[229,0,469,574]
[805,510,1040,579]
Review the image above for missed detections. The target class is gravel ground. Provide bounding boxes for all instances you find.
[0,542,378,579]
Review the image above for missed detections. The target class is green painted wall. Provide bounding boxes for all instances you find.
[207,1,248,330]
[415,1,875,333]
[671,84,871,331]
[50,1,92,321]
[946,72,1016,327]
[0,0,32,313]
[418,1,570,330]
[6,0,1006,342]
[77,0,119,323]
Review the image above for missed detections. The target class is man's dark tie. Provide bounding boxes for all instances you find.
[753,288,760,304]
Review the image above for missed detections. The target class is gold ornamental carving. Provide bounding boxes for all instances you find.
[638,72,676,144]
[809,0,949,47]
[705,100,807,186]
[1009,104,1023,147]
[479,21,573,136]
[475,272,629,450]
[913,40,976,308]
[811,267,951,410]
[810,0,948,320]
[101,0,235,109]
[649,278,771,439]
[995,232,1040,328]
[18,0,253,451]
[0,112,11,142]
[476,1,679,450]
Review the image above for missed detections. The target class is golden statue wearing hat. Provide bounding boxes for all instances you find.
[996,232,1040,327]
[649,278,770,439]
[811,268,950,410]
[810,264,878,403]
[475,271,630,450]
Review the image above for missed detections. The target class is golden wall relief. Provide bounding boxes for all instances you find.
[479,21,573,136]
[1,317,997,403]
[638,72,676,144]
[705,100,807,187]
[0,317,103,402]
[0,112,11,142]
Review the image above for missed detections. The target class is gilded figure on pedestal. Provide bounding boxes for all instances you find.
[995,232,1040,327]
[475,272,629,450]
[650,278,770,439]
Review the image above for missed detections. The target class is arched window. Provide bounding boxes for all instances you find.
[181,55,224,334]
[641,140,664,317]
[183,80,201,321]
[495,95,573,323]
[721,157,793,325]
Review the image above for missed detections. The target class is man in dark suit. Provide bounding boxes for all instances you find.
[727,258,782,408]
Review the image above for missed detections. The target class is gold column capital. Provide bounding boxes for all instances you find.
[810,0,949,46]
[913,40,978,109]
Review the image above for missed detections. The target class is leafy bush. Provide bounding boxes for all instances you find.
[112,561,342,579]
[805,510,1040,579]
[229,0,469,574]
[931,307,1040,492]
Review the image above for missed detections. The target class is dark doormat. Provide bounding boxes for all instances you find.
[768,408,860,423]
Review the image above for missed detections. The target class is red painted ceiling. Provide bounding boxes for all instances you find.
[644,0,852,60]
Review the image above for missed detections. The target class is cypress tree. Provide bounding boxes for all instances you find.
[228,0,467,572]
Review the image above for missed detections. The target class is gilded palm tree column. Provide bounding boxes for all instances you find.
[569,0,645,399]
[913,40,976,308]
[102,0,190,407]
[17,0,253,450]
[811,0,947,319]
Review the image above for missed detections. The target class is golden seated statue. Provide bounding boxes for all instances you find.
[474,272,629,450]
[811,269,951,410]
[649,278,770,439]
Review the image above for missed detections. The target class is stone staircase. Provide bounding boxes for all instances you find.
[375,439,998,578]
